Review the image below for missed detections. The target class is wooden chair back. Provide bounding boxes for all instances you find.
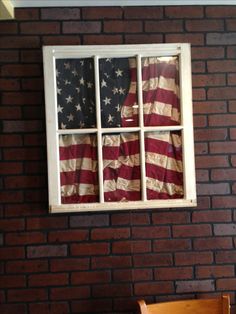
[138,294,230,314]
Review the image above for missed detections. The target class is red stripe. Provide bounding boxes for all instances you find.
[145,136,182,160]
[60,143,97,161]
[146,163,183,186]
[143,88,180,109]
[144,113,179,126]
[142,62,178,80]
[60,169,98,186]
[102,137,140,158]
[103,165,140,181]
[104,189,141,202]
[147,189,183,200]
[62,194,99,204]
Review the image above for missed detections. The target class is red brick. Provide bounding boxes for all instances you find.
[210,142,236,154]
[208,87,236,100]
[154,239,191,252]
[166,33,204,45]
[191,47,224,60]
[0,78,20,90]
[83,35,122,45]
[125,34,163,44]
[228,73,236,85]
[0,162,23,174]
[71,299,112,314]
[26,217,66,231]
[232,155,236,166]
[173,225,212,237]
[6,231,46,245]
[71,243,109,256]
[195,129,227,141]
[216,250,236,263]
[0,36,40,48]
[175,252,213,265]
[206,6,236,17]
[24,161,46,174]
[214,224,236,235]
[23,134,46,146]
[93,283,132,297]
[1,134,22,146]
[113,268,153,282]
[104,21,142,33]
[51,287,90,300]
[195,196,211,209]
[0,50,19,62]
[192,74,226,87]
[4,203,45,217]
[196,169,209,182]
[196,265,235,279]
[0,191,23,203]
[193,88,206,100]
[4,175,45,189]
[1,65,41,77]
[195,143,208,155]
[27,245,67,258]
[0,275,26,288]
[63,21,101,33]
[192,61,206,73]
[132,226,170,238]
[15,8,39,20]
[133,253,172,267]
[0,218,24,232]
[111,212,150,225]
[207,33,236,45]
[155,267,193,280]
[197,183,230,195]
[166,6,203,17]
[193,115,207,128]
[6,260,48,273]
[192,210,232,223]
[124,7,163,19]
[22,78,44,90]
[20,22,60,34]
[49,230,88,242]
[92,256,131,269]
[24,190,47,202]
[2,92,43,105]
[213,196,236,208]
[0,247,25,260]
[176,280,214,293]
[217,278,236,290]
[29,273,68,287]
[194,237,233,250]
[8,288,47,302]
[23,106,45,119]
[42,8,81,20]
[211,115,236,127]
[91,227,130,240]
[227,46,236,58]
[0,304,26,314]
[135,281,174,296]
[42,35,82,46]
[50,258,89,272]
[0,22,17,34]
[229,101,236,112]
[83,7,122,19]
[112,240,151,254]
[29,302,69,314]
[152,211,190,224]
[186,19,223,31]
[145,20,183,32]
[71,270,111,285]
[208,60,236,73]
[212,169,236,181]
[70,214,109,227]
[20,50,42,62]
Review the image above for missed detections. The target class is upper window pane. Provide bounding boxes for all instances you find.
[56,58,96,129]
[142,56,180,126]
[99,57,138,128]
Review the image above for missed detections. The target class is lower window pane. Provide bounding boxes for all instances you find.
[59,134,99,203]
[103,132,141,202]
[145,131,183,200]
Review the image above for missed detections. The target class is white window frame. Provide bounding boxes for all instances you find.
[43,43,196,213]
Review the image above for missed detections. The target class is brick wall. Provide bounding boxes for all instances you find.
[0,5,236,314]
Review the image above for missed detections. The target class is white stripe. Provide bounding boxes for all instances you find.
[60,157,97,172]
[59,134,97,147]
[61,183,98,197]
[147,177,183,195]
[142,76,179,95]
[104,178,140,192]
[146,152,183,173]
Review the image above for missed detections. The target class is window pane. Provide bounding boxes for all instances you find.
[99,58,138,128]
[103,132,141,201]
[59,134,99,204]
[142,56,180,126]
[145,131,183,200]
[56,58,96,129]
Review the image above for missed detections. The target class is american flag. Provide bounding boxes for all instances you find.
[56,56,183,204]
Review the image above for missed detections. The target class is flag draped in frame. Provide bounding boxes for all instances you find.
[56,56,183,204]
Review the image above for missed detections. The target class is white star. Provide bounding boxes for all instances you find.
[64,79,71,85]
[116,104,121,112]
[80,77,85,85]
[72,69,78,76]
[76,103,81,111]
[119,87,125,95]
[66,95,73,103]
[82,98,86,104]
[61,122,66,129]
[106,58,112,62]
[76,87,80,94]
[79,121,85,128]
[57,87,62,94]
[67,113,74,122]
[104,73,110,78]
[101,79,107,88]
[115,68,123,77]
[107,114,114,123]
[56,69,60,77]
[80,61,84,66]
[64,62,70,69]
[112,87,118,94]
[87,82,93,88]
[57,105,63,113]
[103,97,111,105]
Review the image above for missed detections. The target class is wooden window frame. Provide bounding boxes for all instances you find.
[43,43,196,213]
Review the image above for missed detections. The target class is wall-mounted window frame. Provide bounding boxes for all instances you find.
[43,43,196,213]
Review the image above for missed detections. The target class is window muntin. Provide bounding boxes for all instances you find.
[43,44,196,213]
